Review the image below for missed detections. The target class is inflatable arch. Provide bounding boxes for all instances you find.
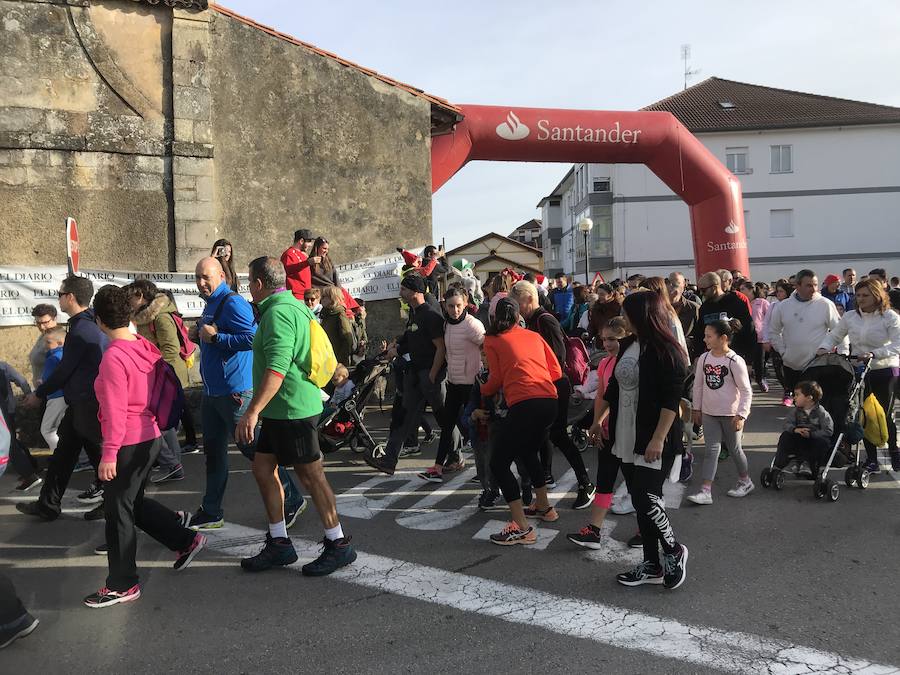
[431,105,749,275]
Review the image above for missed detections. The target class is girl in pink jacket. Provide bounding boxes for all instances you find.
[419,287,485,483]
[688,318,754,505]
[84,285,204,609]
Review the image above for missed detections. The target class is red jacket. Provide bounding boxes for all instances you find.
[281,246,311,299]
[481,325,561,407]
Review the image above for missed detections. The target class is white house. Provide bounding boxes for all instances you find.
[539,77,900,283]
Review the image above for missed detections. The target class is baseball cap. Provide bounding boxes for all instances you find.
[400,274,426,293]
[823,274,840,286]
[294,228,313,242]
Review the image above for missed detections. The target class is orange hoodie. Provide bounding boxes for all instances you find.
[481,325,561,407]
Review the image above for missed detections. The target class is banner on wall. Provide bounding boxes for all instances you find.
[0,249,412,327]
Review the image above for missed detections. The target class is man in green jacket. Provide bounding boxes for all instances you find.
[236,256,356,576]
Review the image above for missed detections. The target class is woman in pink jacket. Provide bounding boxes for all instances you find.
[418,287,485,483]
[84,285,204,609]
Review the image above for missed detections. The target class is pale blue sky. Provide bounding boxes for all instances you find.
[223,0,900,250]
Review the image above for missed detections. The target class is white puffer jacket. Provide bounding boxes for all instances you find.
[444,314,486,385]
[820,308,900,370]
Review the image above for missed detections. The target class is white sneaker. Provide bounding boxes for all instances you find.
[727,480,755,498]
[687,491,713,505]
[610,494,635,515]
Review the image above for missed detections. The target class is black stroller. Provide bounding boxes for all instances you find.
[319,357,391,455]
[760,353,872,502]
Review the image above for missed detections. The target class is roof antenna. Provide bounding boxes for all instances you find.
[681,44,700,90]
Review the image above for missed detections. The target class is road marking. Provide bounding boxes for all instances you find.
[581,518,644,565]
[472,519,560,550]
[335,472,424,519]
[207,524,898,674]
[395,467,480,530]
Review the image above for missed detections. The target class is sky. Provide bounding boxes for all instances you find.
[223,0,900,250]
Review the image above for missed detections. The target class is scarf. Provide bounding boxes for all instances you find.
[445,307,468,325]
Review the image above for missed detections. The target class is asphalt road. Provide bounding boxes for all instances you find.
[2,391,899,674]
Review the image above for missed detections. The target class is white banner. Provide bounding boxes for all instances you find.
[0,250,409,327]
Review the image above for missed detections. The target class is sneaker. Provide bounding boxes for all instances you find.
[151,464,185,484]
[611,494,635,515]
[417,468,443,483]
[782,396,793,407]
[176,510,191,528]
[83,584,141,608]
[691,428,703,442]
[285,497,308,529]
[663,544,689,589]
[72,461,93,473]
[718,446,730,460]
[0,612,39,649]
[443,456,466,472]
[188,508,224,531]
[679,451,694,483]
[891,451,900,472]
[687,491,713,505]
[301,537,357,576]
[84,504,105,521]
[94,543,108,555]
[520,483,533,507]
[14,475,43,492]
[544,474,557,489]
[181,443,201,455]
[15,501,56,521]
[626,532,643,549]
[523,505,559,522]
[478,489,503,512]
[797,462,813,479]
[398,445,421,458]
[726,480,755,498]
[469,474,481,483]
[174,533,206,571]
[77,483,104,504]
[363,452,396,476]
[489,522,536,546]
[241,534,299,572]
[573,483,596,510]
[616,560,663,586]
[422,430,438,445]
[566,524,603,549]
[759,378,770,393]
[865,461,881,475]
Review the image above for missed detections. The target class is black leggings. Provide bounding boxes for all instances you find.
[540,378,590,486]
[863,369,898,461]
[181,408,197,446]
[490,398,556,504]
[620,455,679,567]
[436,383,472,466]
[595,442,620,494]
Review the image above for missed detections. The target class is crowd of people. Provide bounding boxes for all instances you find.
[1,234,899,643]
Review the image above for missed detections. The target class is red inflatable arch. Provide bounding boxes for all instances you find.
[432,105,748,276]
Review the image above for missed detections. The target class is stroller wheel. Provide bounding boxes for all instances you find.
[826,479,840,502]
[760,468,773,488]
[844,466,857,487]
[773,470,785,490]
[856,469,869,489]
[572,428,588,453]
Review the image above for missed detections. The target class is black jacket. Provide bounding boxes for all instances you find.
[604,336,687,457]
[34,308,108,404]
[525,307,566,370]
[692,291,756,360]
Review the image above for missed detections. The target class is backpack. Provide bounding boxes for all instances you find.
[861,393,888,447]
[564,336,589,386]
[150,359,186,431]
[151,312,197,364]
[304,315,338,388]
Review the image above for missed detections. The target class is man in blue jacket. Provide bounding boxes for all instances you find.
[548,273,574,320]
[185,258,305,530]
[18,275,108,521]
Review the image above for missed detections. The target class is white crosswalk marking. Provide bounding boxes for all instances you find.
[335,471,424,519]
[395,467,480,530]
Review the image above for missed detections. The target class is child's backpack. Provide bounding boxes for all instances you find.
[564,336,589,386]
[150,359,186,431]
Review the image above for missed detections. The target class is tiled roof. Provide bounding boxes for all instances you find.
[642,77,900,132]
[211,4,461,119]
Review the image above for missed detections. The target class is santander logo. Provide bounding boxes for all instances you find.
[495,111,530,141]
[724,221,740,235]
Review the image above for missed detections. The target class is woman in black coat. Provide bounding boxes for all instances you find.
[589,291,689,590]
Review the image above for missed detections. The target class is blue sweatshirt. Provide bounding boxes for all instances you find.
[41,347,65,400]
[551,286,574,320]
[34,308,108,405]
[198,282,256,396]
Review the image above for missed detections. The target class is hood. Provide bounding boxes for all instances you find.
[108,335,161,373]
[134,294,175,326]
[320,305,344,317]
[71,307,97,325]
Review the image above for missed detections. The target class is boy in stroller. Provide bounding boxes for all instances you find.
[772,381,834,475]
[319,358,389,455]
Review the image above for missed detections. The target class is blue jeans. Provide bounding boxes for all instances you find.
[201,391,302,519]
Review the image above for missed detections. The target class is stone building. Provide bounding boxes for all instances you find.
[0,0,460,372]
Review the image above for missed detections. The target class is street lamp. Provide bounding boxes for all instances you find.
[577,216,593,285]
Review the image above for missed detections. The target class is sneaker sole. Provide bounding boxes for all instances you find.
[152,474,185,484]
[241,553,300,572]
[417,475,443,483]
[301,549,358,577]
[686,497,713,505]
[617,575,664,587]
[665,545,689,590]
[525,511,559,522]
[190,521,224,531]
[84,590,141,608]
[77,496,104,504]
[490,537,537,546]
[0,617,39,648]
[573,499,593,510]
[16,479,43,492]
[566,535,604,550]
[175,535,206,571]
[610,506,635,515]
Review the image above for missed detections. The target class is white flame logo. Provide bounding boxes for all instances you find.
[495,111,530,141]
[724,221,740,235]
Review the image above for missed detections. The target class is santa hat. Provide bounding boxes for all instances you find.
[500,267,523,283]
[397,248,420,266]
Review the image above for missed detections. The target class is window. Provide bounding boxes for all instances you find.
[770,145,792,173]
[725,147,749,174]
[769,209,794,238]
[550,245,560,263]
[592,179,610,192]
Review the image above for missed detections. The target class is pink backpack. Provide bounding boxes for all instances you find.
[149,359,185,431]
[150,312,197,362]
[564,336,589,386]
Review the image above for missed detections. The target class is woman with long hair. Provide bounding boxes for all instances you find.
[309,237,340,289]
[589,291,689,589]
[818,278,900,472]
[478,297,561,545]
[640,276,689,360]
[211,239,238,292]
[319,285,354,367]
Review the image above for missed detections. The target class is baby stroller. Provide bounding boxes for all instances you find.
[760,353,872,502]
[319,357,391,455]
[567,393,594,452]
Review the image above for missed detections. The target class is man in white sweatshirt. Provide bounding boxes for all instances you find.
[766,269,842,404]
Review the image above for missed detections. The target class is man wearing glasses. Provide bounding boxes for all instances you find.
[28,304,58,388]
[17,276,109,521]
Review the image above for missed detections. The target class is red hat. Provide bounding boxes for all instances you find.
[535,274,545,285]
[397,248,420,266]
[823,274,841,286]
